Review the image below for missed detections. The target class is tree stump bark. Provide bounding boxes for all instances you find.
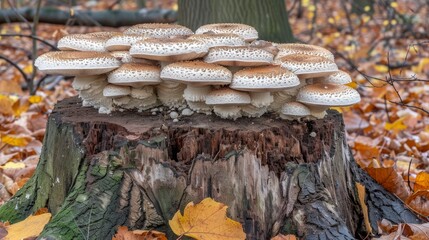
[0,97,421,239]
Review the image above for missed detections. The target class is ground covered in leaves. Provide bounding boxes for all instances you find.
[0,0,428,239]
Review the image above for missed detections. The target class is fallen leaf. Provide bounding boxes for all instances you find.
[384,117,407,133]
[5,213,51,240]
[365,167,410,200]
[28,95,43,104]
[112,226,167,240]
[169,198,246,240]
[0,95,14,115]
[405,190,429,216]
[1,134,32,147]
[0,162,25,170]
[414,172,429,192]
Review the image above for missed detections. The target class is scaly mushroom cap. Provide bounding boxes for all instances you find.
[161,61,232,85]
[276,54,338,78]
[87,32,121,38]
[195,23,258,42]
[296,83,360,107]
[280,102,311,117]
[103,84,131,98]
[123,23,193,37]
[108,63,161,87]
[130,38,208,61]
[275,43,335,61]
[204,46,273,67]
[105,34,148,51]
[35,51,121,76]
[206,88,251,105]
[314,70,352,85]
[230,66,300,91]
[109,51,155,64]
[58,32,119,52]
[188,33,246,48]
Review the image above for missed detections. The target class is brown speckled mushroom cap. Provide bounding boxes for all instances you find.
[205,87,251,105]
[204,46,273,67]
[188,33,246,48]
[160,61,232,85]
[275,43,335,61]
[230,65,300,91]
[296,83,360,107]
[196,23,258,42]
[108,63,161,87]
[123,23,193,37]
[57,32,120,52]
[105,34,148,51]
[35,51,121,76]
[314,70,352,85]
[130,38,208,61]
[280,102,311,117]
[276,54,338,78]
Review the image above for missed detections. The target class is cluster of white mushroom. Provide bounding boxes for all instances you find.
[34,23,361,120]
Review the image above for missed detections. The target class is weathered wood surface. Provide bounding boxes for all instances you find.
[0,96,421,239]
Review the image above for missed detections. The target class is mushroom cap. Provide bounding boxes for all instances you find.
[280,102,311,116]
[276,54,338,78]
[105,34,148,51]
[109,51,155,64]
[230,66,300,91]
[195,23,258,42]
[188,33,246,48]
[161,61,232,85]
[87,32,121,38]
[108,63,161,87]
[275,43,335,61]
[58,32,119,52]
[130,38,208,61]
[296,83,361,107]
[123,23,193,37]
[206,88,251,105]
[314,70,352,85]
[204,46,273,67]
[35,51,121,76]
[103,84,131,98]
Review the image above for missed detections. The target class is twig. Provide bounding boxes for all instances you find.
[29,0,42,95]
[407,157,413,192]
[0,54,29,84]
[0,34,58,50]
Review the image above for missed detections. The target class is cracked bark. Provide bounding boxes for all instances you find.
[0,97,421,239]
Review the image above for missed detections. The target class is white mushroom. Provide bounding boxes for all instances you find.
[279,102,311,120]
[123,23,193,38]
[275,43,335,61]
[206,88,251,120]
[108,63,161,87]
[196,23,258,42]
[204,46,273,67]
[313,70,352,85]
[276,54,338,78]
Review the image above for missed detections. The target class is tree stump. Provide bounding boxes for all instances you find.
[0,96,421,239]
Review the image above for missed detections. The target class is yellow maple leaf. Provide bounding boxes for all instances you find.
[5,213,51,240]
[384,117,407,133]
[1,134,32,147]
[169,198,246,240]
[0,162,25,170]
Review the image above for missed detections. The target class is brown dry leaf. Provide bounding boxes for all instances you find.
[355,183,372,234]
[0,96,14,115]
[4,213,51,240]
[169,198,246,240]
[112,226,167,240]
[0,162,25,170]
[1,134,32,147]
[365,167,410,201]
[0,153,18,165]
[405,190,429,217]
[414,172,429,192]
[271,234,297,240]
[0,81,23,96]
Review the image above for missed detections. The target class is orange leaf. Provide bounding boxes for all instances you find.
[112,226,167,240]
[384,117,407,133]
[5,213,51,240]
[405,190,429,217]
[414,172,429,192]
[169,198,246,240]
[1,134,32,147]
[0,80,23,96]
[0,95,14,115]
[356,183,372,234]
[365,167,410,200]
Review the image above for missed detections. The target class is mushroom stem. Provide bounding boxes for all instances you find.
[306,105,329,119]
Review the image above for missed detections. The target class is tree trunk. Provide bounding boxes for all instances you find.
[177,0,294,42]
[0,97,421,239]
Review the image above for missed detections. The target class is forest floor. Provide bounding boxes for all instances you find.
[0,0,428,238]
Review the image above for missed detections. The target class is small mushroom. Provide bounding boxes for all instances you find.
[109,51,155,64]
[296,83,361,118]
[130,38,209,62]
[188,33,246,48]
[57,32,120,52]
[108,63,161,87]
[204,46,273,67]
[230,65,300,92]
[249,92,274,108]
[103,84,131,98]
[35,51,121,76]
[206,88,251,120]
[241,105,267,118]
[123,23,193,38]
[279,102,311,120]
[275,43,335,61]
[276,54,338,78]
[105,34,148,51]
[313,70,352,85]
[196,23,258,42]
